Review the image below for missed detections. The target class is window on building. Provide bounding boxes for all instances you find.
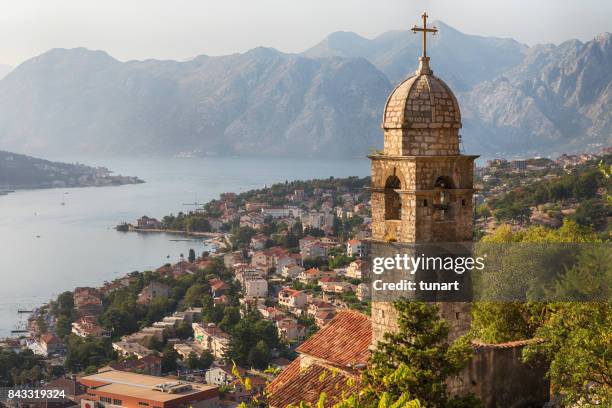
[461,199,466,207]
[138,403,149,406]
[423,199,428,207]
[113,400,122,406]
[100,397,112,404]
[384,175,401,220]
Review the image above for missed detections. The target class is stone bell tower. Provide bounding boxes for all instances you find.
[369,13,478,344]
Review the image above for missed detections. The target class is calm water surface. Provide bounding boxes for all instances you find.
[0,156,369,337]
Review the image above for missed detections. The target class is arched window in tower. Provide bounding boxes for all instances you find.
[384,175,402,220]
[434,176,454,220]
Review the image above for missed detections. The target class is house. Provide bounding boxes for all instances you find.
[280,264,304,279]
[74,287,103,317]
[275,254,302,271]
[266,311,371,407]
[112,341,153,359]
[276,317,305,342]
[300,241,328,260]
[250,234,268,250]
[209,278,230,297]
[297,268,323,284]
[174,342,203,359]
[278,288,307,310]
[80,369,219,408]
[39,333,64,356]
[314,311,335,327]
[192,323,230,359]
[244,278,268,299]
[232,373,268,404]
[107,354,162,376]
[72,316,111,338]
[136,216,162,229]
[321,281,356,295]
[137,281,171,304]
[346,239,362,257]
[258,306,286,321]
[345,260,366,280]
[356,283,370,301]
[224,251,245,268]
[307,300,335,318]
[205,364,245,386]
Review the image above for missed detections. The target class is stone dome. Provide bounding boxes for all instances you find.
[381,57,461,156]
[383,58,461,130]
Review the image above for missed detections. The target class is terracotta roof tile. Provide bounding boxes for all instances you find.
[266,361,360,408]
[471,338,544,350]
[296,310,371,367]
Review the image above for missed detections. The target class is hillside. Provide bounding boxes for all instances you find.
[304,22,527,90]
[0,23,610,158]
[0,48,391,158]
[0,150,143,190]
[0,64,12,80]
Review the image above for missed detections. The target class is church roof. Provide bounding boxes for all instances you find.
[382,58,461,130]
[296,309,371,367]
[266,359,360,408]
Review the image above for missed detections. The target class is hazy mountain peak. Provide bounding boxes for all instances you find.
[0,64,12,80]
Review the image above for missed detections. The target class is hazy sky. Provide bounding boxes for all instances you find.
[0,0,611,66]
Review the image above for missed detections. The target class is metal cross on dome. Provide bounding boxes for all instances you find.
[411,12,438,58]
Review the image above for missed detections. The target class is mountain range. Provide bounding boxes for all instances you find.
[0,65,12,80]
[0,22,610,158]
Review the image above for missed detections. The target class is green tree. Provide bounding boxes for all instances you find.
[360,300,480,407]
[248,340,271,369]
[55,315,73,339]
[188,248,197,263]
[523,302,611,406]
[161,344,179,373]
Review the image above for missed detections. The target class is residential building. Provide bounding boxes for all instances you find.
[136,216,162,229]
[209,279,229,297]
[280,264,304,279]
[112,341,153,359]
[72,316,111,338]
[278,288,307,310]
[39,333,64,356]
[244,278,268,298]
[266,311,371,407]
[74,287,103,317]
[356,283,370,301]
[276,317,305,342]
[314,311,335,327]
[137,281,171,304]
[192,323,230,360]
[346,239,362,257]
[345,260,366,280]
[107,354,162,376]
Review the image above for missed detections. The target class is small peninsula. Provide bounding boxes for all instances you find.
[0,150,144,193]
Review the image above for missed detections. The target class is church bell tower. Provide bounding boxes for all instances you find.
[369,13,478,343]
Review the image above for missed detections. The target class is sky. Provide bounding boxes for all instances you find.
[0,0,611,66]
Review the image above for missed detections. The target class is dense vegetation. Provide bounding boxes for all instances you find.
[483,155,611,230]
[0,150,142,189]
[471,221,611,406]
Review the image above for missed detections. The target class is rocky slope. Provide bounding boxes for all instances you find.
[461,33,612,156]
[304,22,527,91]
[0,48,391,157]
[0,23,610,158]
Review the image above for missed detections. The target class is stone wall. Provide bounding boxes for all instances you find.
[449,343,550,408]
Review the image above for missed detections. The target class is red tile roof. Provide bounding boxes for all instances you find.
[266,360,360,408]
[296,310,371,368]
[471,338,544,349]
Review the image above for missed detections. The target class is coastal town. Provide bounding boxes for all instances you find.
[0,146,609,407]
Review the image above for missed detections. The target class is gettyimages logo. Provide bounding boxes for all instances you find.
[372,253,486,275]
